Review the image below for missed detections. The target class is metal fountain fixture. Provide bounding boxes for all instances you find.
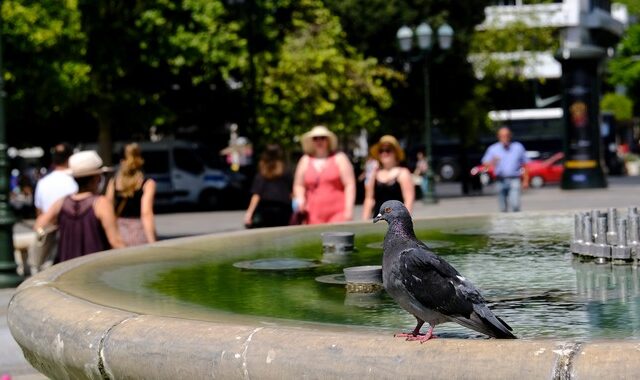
[570,207,640,264]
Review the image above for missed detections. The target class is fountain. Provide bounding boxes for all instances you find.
[8,212,640,379]
[570,207,640,263]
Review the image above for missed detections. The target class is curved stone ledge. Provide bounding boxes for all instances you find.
[10,271,640,379]
[8,216,640,379]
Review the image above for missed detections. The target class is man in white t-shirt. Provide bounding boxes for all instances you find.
[30,143,78,274]
[34,143,78,214]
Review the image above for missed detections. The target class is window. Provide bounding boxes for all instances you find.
[142,151,170,174]
[173,148,204,174]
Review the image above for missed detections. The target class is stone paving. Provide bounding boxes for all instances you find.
[2,176,640,378]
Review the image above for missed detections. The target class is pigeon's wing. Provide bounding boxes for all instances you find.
[397,248,477,317]
[398,248,516,338]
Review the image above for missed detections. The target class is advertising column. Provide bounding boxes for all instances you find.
[558,48,607,189]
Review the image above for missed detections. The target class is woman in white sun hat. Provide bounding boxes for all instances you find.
[293,125,356,224]
[35,150,125,263]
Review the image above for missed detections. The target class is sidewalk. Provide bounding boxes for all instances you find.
[3,176,640,378]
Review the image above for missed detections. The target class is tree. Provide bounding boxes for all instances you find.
[1,0,89,146]
[601,92,633,121]
[77,0,245,162]
[605,1,640,117]
[256,0,401,148]
[2,1,246,160]
[324,0,492,139]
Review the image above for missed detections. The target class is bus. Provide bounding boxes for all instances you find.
[488,107,564,156]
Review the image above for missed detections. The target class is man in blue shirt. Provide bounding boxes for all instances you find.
[482,127,530,212]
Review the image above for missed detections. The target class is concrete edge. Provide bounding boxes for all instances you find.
[8,277,640,379]
[8,214,640,379]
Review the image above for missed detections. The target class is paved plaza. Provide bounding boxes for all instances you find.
[2,176,640,378]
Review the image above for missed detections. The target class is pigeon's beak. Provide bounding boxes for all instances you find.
[373,213,383,223]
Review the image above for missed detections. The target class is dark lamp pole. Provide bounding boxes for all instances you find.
[397,21,454,204]
[0,5,22,287]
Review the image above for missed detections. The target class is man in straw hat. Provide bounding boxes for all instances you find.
[293,125,356,224]
[35,151,125,263]
[361,135,415,220]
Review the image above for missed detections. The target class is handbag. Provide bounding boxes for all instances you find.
[27,225,59,274]
[289,210,308,225]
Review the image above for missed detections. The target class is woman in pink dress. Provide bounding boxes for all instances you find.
[293,125,356,224]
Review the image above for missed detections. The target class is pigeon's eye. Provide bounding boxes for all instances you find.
[384,207,392,214]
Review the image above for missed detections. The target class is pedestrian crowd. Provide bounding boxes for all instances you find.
[23,124,531,271]
[29,142,156,271]
[245,126,418,228]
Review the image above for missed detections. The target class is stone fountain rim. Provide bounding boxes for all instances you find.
[8,211,640,379]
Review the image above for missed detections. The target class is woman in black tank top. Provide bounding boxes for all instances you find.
[106,143,157,246]
[362,135,415,220]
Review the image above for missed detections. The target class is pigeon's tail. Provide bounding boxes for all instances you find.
[453,306,517,339]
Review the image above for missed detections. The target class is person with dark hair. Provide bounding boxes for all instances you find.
[29,143,79,273]
[34,151,125,263]
[243,144,293,228]
[33,143,78,215]
[106,143,157,245]
[361,135,415,220]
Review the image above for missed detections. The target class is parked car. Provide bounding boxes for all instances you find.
[85,140,247,209]
[527,152,564,188]
[470,152,564,188]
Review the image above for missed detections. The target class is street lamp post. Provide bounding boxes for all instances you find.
[0,8,21,287]
[397,22,453,204]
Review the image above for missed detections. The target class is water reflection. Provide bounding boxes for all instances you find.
[573,259,640,338]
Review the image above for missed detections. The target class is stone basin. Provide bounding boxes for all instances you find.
[8,212,640,379]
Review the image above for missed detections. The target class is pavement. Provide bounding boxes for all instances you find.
[2,175,640,378]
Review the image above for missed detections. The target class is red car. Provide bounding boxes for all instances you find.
[470,152,564,188]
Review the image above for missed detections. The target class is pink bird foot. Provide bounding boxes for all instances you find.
[394,327,436,343]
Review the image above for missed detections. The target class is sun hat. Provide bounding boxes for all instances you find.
[370,135,406,162]
[67,150,112,178]
[301,125,338,155]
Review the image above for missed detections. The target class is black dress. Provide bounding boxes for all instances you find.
[250,172,293,228]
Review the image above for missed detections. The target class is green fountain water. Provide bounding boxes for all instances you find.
[52,213,640,340]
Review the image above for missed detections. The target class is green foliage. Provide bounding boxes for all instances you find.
[471,23,557,55]
[615,0,640,16]
[470,21,558,83]
[2,0,90,121]
[609,24,640,87]
[78,0,244,126]
[256,0,402,147]
[324,0,492,145]
[601,92,634,121]
[607,23,640,120]
[2,0,507,157]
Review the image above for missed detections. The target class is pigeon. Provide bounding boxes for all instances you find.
[373,200,516,341]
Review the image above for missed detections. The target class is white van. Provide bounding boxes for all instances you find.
[90,140,242,208]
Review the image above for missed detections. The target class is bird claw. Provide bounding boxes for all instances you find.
[394,330,436,343]
[410,334,437,343]
[394,332,424,338]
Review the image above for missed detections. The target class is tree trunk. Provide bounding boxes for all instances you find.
[97,113,113,165]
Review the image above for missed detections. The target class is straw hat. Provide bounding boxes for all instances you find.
[67,150,112,178]
[370,135,406,162]
[301,125,338,155]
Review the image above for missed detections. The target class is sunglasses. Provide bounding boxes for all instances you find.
[312,136,328,141]
[379,147,394,154]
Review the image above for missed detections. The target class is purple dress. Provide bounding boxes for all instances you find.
[55,195,110,264]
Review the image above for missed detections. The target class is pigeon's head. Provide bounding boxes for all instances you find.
[373,200,409,224]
